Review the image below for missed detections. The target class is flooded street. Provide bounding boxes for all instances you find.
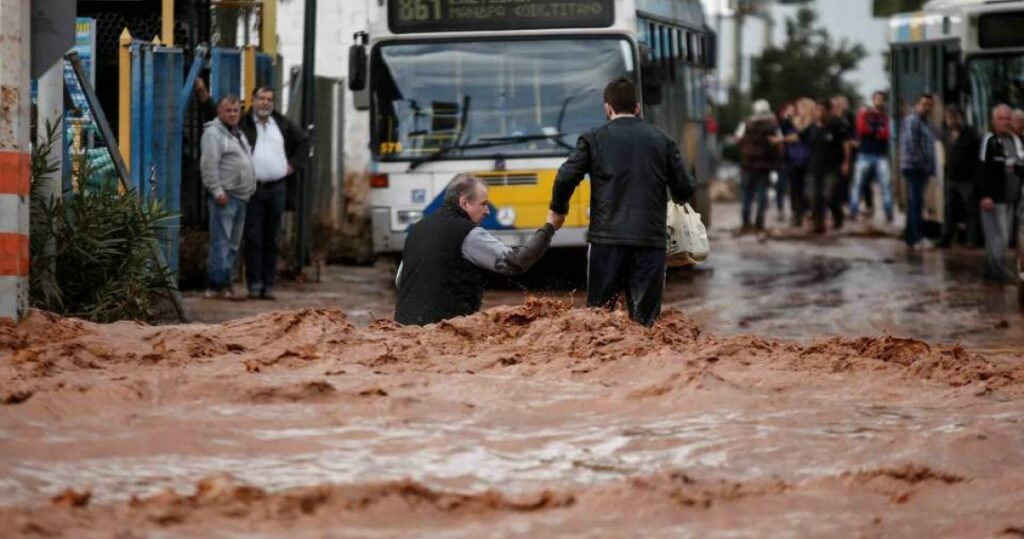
[187,202,1024,351]
[1,204,1023,537]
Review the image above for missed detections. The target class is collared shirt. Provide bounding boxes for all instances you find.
[899,112,936,175]
[251,114,289,182]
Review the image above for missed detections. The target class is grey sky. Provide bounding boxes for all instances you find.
[703,0,891,101]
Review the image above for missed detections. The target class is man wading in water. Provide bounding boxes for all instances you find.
[395,174,562,326]
[547,78,694,327]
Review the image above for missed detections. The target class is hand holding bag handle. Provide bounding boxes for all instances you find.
[667,202,710,266]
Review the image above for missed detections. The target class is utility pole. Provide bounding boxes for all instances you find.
[0,0,31,322]
[731,1,745,91]
[731,0,777,91]
[715,0,724,101]
[762,3,775,49]
[295,0,317,272]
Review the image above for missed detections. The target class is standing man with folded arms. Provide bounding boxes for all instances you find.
[548,78,694,327]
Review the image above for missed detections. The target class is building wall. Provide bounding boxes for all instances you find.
[278,0,369,172]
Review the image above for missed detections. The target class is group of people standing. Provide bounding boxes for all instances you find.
[197,84,311,300]
[736,90,1024,283]
[735,92,891,236]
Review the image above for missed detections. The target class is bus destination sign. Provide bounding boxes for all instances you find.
[389,0,615,34]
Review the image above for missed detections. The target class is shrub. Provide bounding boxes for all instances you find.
[29,123,176,323]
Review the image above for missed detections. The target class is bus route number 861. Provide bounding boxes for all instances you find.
[399,0,442,21]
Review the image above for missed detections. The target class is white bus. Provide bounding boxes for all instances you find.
[348,0,715,255]
[889,0,1024,228]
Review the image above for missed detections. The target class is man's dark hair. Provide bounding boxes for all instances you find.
[816,97,831,110]
[603,78,638,114]
[252,86,274,98]
[873,90,887,101]
[917,92,934,103]
[444,174,483,208]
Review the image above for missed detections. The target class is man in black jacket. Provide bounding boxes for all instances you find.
[978,104,1024,282]
[395,175,560,326]
[805,98,852,234]
[238,87,311,299]
[548,78,694,327]
[937,106,981,247]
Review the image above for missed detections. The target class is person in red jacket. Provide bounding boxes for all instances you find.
[850,91,893,223]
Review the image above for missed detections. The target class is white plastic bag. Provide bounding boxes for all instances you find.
[666,202,709,266]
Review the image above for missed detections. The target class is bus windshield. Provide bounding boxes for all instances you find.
[967,54,1024,131]
[371,37,637,160]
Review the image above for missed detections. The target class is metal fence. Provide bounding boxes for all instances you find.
[210,47,242,101]
[130,43,185,273]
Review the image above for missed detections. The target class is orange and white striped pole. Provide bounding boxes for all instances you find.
[0,0,31,322]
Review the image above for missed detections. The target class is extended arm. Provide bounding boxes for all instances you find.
[461,225,555,275]
[667,141,695,204]
[550,136,592,214]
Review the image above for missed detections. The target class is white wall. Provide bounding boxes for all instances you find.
[278,0,370,171]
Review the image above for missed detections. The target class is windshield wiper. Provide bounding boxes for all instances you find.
[477,133,575,151]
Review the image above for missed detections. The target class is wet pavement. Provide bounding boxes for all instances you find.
[186,202,1024,351]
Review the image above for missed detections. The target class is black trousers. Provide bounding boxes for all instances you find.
[787,164,808,225]
[244,180,287,292]
[587,243,667,327]
[941,182,979,246]
[810,171,843,232]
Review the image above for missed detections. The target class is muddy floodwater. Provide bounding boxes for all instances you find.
[2,209,1023,537]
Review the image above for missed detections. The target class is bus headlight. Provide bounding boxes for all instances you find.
[397,210,423,225]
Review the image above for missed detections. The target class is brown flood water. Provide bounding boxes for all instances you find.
[2,296,1023,538]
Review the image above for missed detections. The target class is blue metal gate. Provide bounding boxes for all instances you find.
[130,43,184,274]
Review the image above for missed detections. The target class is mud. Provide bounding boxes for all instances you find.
[1,299,1023,537]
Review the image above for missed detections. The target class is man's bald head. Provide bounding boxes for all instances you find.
[217,95,242,128]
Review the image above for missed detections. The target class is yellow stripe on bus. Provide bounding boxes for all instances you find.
[475,169,591,229]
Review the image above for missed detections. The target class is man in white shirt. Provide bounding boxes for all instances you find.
[239,87,311,300]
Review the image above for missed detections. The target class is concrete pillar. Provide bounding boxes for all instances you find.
[37,60,63,202]
[0,0,31,322]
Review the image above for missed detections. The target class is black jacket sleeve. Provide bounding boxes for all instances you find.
[550,135,592,214]
[666,138,695,204]
[279,114,312,171]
